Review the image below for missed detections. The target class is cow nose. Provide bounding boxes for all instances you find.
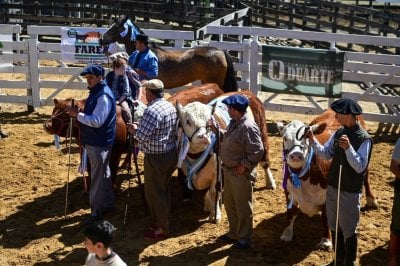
[289,153,304,162]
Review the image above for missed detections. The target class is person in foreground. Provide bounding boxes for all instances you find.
[305,98,373,266]
[127,79,177,240]
[67,64,116,225]
[83,220,127,266]
[210,94,264,249]
[389,137,400,266]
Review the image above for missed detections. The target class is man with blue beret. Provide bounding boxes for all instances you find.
[210,93,264,249]
[305,98,373,265]
[67,63,116,226]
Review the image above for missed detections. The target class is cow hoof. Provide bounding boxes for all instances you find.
[316,238,332,251]
[209,216,221,224]
[266,181,277,190]
[366,196,379,210]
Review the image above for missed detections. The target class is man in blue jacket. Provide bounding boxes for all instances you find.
[128,33,158,81]
[67,64,116,225]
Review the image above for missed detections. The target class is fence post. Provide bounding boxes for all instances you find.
[249,37,259,94]
[27,28,40,111]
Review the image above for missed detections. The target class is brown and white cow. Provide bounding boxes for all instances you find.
[277,108,378,250]
[176,90,275,222]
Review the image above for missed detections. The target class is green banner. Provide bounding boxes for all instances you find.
[261,45,344,97]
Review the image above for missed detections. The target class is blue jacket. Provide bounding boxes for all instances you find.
[80,82,116,147]
[128,48,158,80]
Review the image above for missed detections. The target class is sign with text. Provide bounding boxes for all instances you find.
[61,27,107,64]
[261,45,345,97]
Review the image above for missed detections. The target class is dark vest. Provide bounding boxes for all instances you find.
[80,81,116,147]
[328,123,372,193]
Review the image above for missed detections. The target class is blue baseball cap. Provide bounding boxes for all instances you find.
[330,98,362,115]
[222,94,249,112]
[80,64,105,77]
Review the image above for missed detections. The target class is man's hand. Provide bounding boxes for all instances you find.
[66,106,79,118]
[234,164,246,176]
[207,117,219,133]
[127,123,138,134]
[338,135,350,150]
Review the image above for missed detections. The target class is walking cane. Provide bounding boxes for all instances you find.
[334,164,343,266]
[214,119,222,223]
[122,134,133,239]
[64,99,75,219]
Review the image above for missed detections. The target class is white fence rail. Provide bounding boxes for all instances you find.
[204,25,400,124]
[0,24,399,124]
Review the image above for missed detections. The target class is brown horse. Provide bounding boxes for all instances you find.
[100,16,238,92]
[43,98,129,191]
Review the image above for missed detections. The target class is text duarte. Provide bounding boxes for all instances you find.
[268,60,335,85]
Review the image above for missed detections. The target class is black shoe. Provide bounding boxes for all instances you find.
[217,234,236,243]
[233,240,253,249]
[102,206,116,216]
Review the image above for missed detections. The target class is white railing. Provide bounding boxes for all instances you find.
[0,24,399,123]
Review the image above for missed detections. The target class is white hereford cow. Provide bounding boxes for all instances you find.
[176,91,275,223]
[277,109,378,249]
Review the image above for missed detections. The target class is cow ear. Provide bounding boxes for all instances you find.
[310,123,326,135]
[276,122,285,135]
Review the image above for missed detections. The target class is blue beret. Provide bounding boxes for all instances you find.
[222,94,249,112]
[136,33,149,43]
[330,98,362,115]
[80,64,105,77]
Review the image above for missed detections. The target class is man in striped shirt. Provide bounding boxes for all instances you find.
[127,79,177,240]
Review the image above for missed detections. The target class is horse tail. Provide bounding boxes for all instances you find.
[222,50,238,92]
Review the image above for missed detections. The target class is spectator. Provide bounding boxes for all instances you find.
[67,64,116,225]
[83,220,127,266]
[305,98,373,266]
[127,79,177,240]
[389,137,400,266]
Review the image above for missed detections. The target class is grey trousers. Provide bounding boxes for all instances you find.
[326,185,361,238]
[223,166,254,243]
[144,149,177,233]
[86,145,115,217]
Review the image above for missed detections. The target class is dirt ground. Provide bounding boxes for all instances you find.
[0,89,398,265]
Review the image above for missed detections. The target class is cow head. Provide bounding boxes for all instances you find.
[176,101,213,154]
[277,120,320,171]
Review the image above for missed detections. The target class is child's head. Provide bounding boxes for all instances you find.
[83,220,115,250]
[112,58,128,76]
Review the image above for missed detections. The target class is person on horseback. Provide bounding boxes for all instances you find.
[105,53,134,125]
[128,34,158,81]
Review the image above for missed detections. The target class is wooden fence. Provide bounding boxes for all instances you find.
[242,0,400,54]
[0,0,240,31]
[0,24,399,123]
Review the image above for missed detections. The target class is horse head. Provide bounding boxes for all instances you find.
[43,98,85,140]
[176,101,213,154]
[101,15,143,55]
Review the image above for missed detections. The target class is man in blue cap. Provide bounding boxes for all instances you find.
[305,98,373,266]
[128,33,158,81]
[210,94,264,249]
[67,64,116,225]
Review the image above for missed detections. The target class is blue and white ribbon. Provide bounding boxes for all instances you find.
[78,147,88,174]
[120,19,140,41]
[54,134,60,150]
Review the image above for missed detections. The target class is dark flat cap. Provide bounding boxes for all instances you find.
[136,33,149,43]
[222,94,249,112]
[80,64,105,77]
[330,98,362,115]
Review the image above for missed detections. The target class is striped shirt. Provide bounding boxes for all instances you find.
[135,98,177,154]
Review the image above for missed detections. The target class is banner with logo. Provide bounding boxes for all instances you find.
[261,45,345,97]
[61,27,107,64]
